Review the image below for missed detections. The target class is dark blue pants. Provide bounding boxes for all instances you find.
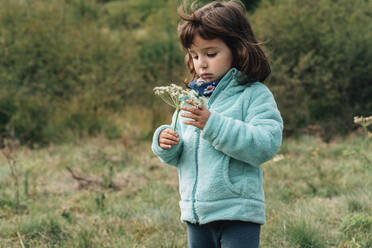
[186,220,261,248]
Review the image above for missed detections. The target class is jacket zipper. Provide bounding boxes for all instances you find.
[190,70,235,224]
[191,129,201,223]
[191,86,217,223]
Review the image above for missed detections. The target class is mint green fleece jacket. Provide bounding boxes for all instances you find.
[152,68,283,225]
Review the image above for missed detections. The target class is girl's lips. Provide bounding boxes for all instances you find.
[200,73,213,80]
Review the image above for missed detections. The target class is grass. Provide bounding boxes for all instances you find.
[0,133,371,247]
[285,219,326,248]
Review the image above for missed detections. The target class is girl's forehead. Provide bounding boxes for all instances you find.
[189,34,225,51]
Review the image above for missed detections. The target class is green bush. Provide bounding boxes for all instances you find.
[0,0,189,145]
[253,0,372,138]
[0,0,149,144]
[1,0,371,145]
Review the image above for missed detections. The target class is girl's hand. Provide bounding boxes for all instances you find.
[159,128,180,149]
[180,99,210,130]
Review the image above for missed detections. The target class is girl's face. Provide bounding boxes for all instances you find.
[189,34,233,82]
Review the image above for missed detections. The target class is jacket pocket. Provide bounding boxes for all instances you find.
[223,158,259,198]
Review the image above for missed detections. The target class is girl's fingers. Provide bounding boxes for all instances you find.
[181,106,200,115]
[185,99,195,105]
[160,130,180,144]
[163,129,179,137]
[160,144,172,149]
[160,137,179,145]
[181,112,199,120]
[159,129,180,149]
[186,100,204,110]
[185,99,200,107]
[159,137,179,149]
[160,139,178,146]
[162,133,180,142]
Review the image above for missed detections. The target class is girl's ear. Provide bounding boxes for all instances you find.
[186,53,196,74]
[183,53,197,85]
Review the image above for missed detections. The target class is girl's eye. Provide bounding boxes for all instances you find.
[207,53,217,57]
[192,55,198,60]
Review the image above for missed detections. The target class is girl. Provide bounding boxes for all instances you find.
[152,1,283,247]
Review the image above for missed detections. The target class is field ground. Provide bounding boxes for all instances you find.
[0,133,371,247]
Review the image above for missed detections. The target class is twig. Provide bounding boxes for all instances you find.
[17,232,25,248]
[1,147,21,209]
[359,152,372,166]
[65,166,121,190]
[66,166,98,184]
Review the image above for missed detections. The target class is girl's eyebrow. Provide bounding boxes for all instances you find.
[189,47,219,53]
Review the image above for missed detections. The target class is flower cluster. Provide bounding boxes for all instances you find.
[354,115,372,139]
[354,116,372,128]
[153,84,207,130]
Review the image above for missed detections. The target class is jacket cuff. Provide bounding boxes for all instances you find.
[152,125,183,161]
[201,110,221,144]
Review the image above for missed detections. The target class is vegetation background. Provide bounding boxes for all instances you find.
[1,0,371,144]
[0,0,371,247]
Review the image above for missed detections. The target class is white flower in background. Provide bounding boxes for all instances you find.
[273,154,285,162]
[354,116,372,128]
[153,84,206,130]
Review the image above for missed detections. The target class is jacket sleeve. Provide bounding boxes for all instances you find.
[151,110,183,167]
[201,84,283,166]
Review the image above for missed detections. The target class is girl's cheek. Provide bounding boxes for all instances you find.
[193,61,200,69]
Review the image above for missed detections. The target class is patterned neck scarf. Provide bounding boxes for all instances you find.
[188,78,220,97]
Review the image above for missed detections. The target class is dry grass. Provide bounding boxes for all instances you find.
[0,131,371,247]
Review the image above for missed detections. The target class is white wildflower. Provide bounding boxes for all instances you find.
[273,154,285,162]
[199,96,208,106]
[354,116,372,128]
[154,83,205,130]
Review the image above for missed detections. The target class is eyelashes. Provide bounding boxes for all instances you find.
[191,52,218,60]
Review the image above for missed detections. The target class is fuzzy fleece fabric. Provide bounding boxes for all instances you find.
[152,68,283,225]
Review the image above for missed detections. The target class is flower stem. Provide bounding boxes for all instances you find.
[174,107,180,131]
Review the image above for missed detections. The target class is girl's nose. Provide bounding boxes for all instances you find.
[199,59,208,69]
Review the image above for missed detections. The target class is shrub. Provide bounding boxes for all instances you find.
[253,0,372,138]
[0,0,136,144]
[2,0,371,144]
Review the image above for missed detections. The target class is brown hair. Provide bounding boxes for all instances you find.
[178,0,270,85]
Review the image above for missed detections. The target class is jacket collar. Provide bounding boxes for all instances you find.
[207,68,245,107]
